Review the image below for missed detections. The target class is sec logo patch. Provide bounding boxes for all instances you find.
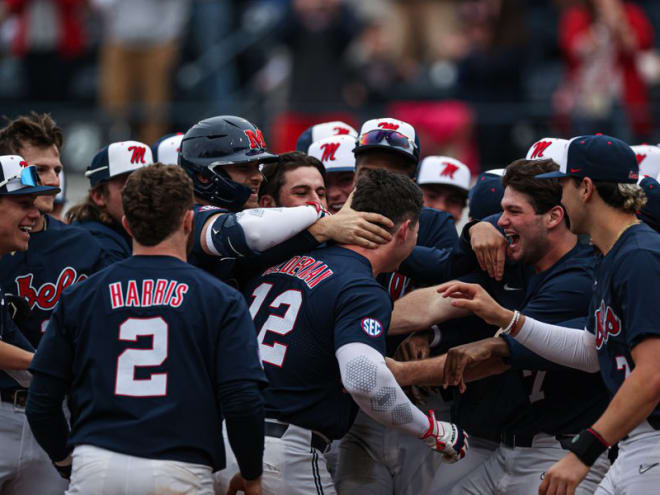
[361,318,383,337]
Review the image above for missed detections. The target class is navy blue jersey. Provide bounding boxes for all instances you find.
[0,216,109,347]
[245,245,391,440]
[73,220,132,263]
[586,223,660,424]
[382,208,458,355]
[29,255,266,470]
[454,242,609,438]
[0,284,34,389]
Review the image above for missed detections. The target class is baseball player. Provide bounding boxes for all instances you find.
[333,118,461,494]
[0,156,57,373]
[216,168,468,495]
[307,134,356,214]
[259,152,327,208]
[152,132,183,165]
[439,134,660,495]
[295,120,358,153]
[67,140,154,262]
[0,114,109,494]
[25,164,267,495]
[388,158,611,494]
[416,156,471,222]
[179,116,395,286]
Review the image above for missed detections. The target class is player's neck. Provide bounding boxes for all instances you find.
[533,229,577,273]
[33,214,46,233]
[589,207,639,256]
[131,237,188,262]
[340,244,390,277]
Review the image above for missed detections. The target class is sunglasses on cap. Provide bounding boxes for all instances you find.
[358,129,417,152]
[0,165,41,190]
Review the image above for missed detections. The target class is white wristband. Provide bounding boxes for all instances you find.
[499,310,520,336]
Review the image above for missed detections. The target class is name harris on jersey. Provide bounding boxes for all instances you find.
[262,255,334,289]
[108,279,189,309]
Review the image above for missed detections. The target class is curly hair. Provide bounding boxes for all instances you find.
[122,163,194,246]
[65,184,115,226]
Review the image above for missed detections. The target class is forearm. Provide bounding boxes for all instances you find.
[219,381,265,481]
[389,286,469,336]
[389,354,447,387]
[592,367,660,445]
[337,343,428,437]
[25,373,70,462]
[0,341,33,370]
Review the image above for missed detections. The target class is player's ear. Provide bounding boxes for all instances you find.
[90,186,106,207]
[121,215,133,238]
[582,177,595,203]
[396,219,411,242]
[546,205,564,229]
[259,195,276,208]
[183,209,194,235]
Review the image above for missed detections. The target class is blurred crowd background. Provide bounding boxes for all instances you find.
[3,0,660,205]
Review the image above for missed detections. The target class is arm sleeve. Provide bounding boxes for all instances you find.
[206,205,323,257]
[336,342,428,437]
[25,372,70,462]
[218,381,264,481]
[512,317,600,372]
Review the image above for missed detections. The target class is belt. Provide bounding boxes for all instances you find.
[264,420,330,453]
[0,389,27,408]
[500,431,575,449]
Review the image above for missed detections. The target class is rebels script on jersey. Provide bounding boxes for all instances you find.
[586,223,660,422]
[245,245,391,440]
[0,216,108,347]
[29,255,266,470]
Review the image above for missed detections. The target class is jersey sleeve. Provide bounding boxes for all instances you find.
[214,291,268,387]
[29,299,74,382]
[333,281,391,355]
[417,208,458,250]
[615,250,660,348]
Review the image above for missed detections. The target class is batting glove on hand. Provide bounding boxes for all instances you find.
[420,410,469,463]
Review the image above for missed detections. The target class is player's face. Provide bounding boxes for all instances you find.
[356,151,416,178]
[498,187,548,266]
[560,177,587,235]
[325,171,354,213]
[277,166,327,208]
[0,194,41,253]
[19,143,62,214]
[224,162,263,209]
[420,184,467,222]
[105,174,130,224]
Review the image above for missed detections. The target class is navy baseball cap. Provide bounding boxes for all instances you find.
[536,135,639,183]
[296,121,358,152]
[639,177,660,232]
[152,133,183,165]
[0,155,59,196]
[86,141,154,187]
[468,168,505,220]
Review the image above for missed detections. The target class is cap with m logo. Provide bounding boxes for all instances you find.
[86,141,154,187]
[295,121,358,152]
[526,138,568,167]
[0,155,59,196]
[630,144,660,182]
[307,135,356,173]
[416,156,470,192]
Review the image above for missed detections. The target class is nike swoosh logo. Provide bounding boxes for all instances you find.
[212,228,219,236]
[570,168,582,173]
[503,283,522,291]
[639,463,659,474]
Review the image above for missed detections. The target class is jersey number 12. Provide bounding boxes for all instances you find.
[248,283,302,367]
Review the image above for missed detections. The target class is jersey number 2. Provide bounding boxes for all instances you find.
[248,283,302,367]
[114,317,168,397]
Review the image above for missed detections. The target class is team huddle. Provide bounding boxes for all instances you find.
[0,112,659,495]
